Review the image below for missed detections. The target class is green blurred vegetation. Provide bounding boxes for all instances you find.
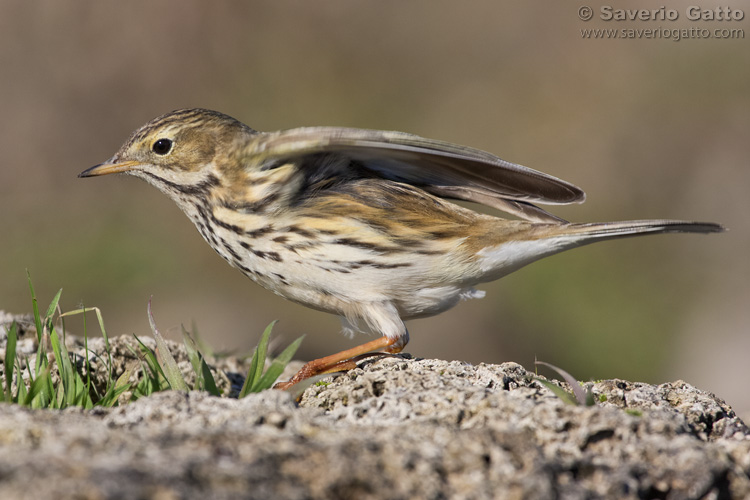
[0,3,746,408]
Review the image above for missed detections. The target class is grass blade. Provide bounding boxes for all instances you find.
[253,321,275,382]
[49,326,79,408]
[15,360,27,403]
[81,311,94,402]
[98,363,136,407]
[199,358,221,396]
[147,299,188,392]
[535,360,591,406]
[238,353,259,398]
[534,377,580,406]
[132,335,168,397]
[182,326,221,396]
[61,306,111,350]
[252,335,305,392]
[4,322,18,400]
[239,321,276,398]
[181,327,204,387]
[23,367,51,406]
[26,270,43,344]
[44,288,63,321]
[61,306,115,398]
[535,360,597,406]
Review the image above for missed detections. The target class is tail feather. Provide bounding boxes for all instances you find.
[565,219,725,236]
[476,219,724,279]
[560,220,725,241]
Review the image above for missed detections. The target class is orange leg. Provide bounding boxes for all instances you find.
[274,335,404,391]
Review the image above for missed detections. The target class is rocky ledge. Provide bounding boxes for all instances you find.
[0,328,748,499]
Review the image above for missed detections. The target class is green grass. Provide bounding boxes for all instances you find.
[0,273,303,409]
[535,359,597,407]
[238,320,304,397]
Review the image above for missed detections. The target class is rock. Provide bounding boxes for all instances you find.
[0,311,38,357]
[0,319,748,499]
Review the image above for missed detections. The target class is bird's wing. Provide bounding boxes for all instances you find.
[252,127,585,222]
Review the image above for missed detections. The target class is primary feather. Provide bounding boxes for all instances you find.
[251,127,585,222]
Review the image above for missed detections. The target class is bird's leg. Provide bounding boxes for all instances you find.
[273,335,405,390]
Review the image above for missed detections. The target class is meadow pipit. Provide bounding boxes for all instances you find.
[79,108,723,389]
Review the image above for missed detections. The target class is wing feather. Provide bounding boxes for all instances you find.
[251,127,585,222]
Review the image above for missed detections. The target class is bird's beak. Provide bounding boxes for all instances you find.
[78,160,140,178]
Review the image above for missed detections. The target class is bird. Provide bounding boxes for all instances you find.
[79,108,724,389]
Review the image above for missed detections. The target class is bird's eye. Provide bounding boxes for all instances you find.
[152,138,173,156]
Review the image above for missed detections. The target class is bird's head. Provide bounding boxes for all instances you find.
[79,108,257,197]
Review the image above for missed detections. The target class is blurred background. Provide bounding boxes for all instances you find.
[1,2,747,414]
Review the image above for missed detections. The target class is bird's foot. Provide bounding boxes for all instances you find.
[273,335,403,391]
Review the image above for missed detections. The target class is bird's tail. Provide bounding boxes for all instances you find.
[476,219,724,281]
[555,219,725,241]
